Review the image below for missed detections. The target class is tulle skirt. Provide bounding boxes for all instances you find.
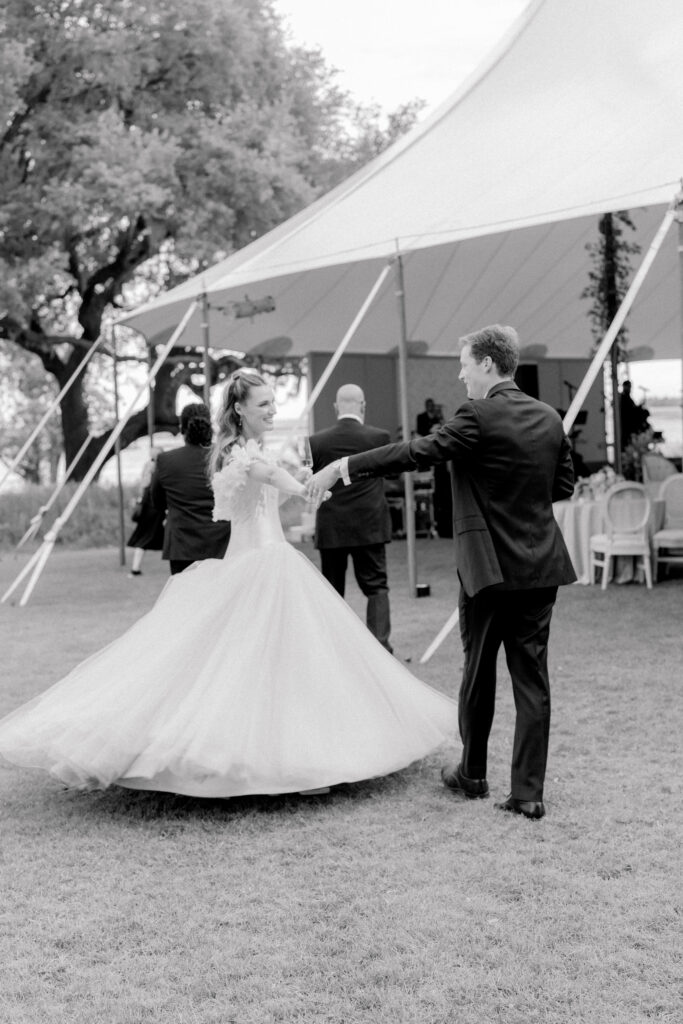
[0,542,457,796]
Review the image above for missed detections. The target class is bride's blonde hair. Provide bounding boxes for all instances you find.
[210,369,268,475]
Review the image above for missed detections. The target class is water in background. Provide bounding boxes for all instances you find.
[649,405,682,459]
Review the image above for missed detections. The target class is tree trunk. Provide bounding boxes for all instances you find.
[57,349,196,481]
[57,347,92,473]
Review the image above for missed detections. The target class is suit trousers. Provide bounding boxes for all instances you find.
[169,559,194,575]
[457,585,558,802]
[320,544,392,652]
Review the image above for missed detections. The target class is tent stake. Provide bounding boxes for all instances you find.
[15,432,93,549]
[420,605,459,664]
[1,546,43,604]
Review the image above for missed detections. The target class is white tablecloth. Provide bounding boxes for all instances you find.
[552,499,663,585]
[553,500,604,585]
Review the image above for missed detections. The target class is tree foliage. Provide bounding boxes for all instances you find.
[0,341,63,484]
[581,211,641,356]
[0,0,423,479]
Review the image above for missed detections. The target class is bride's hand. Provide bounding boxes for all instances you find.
[304,481,332,507]
[294,466,313,484]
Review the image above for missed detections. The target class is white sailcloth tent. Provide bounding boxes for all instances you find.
[122,0,683,371]
[10,0,683,608]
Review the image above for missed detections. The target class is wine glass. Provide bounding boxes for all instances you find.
[298,435,313,470]
[295,435,313,510]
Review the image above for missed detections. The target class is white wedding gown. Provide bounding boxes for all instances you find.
[0,441,457,797]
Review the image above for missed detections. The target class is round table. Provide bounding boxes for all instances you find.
[553,499,604,585]
[553,498,664,586]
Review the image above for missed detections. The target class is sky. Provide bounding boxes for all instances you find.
[273,0,529,114]
[271,0,681,402]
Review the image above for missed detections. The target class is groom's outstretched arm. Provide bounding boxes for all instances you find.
[307,405,480,501]
[307,439,415,501]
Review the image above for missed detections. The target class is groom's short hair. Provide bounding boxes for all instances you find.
[460,325,519,377]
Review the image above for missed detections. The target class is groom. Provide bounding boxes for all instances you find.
[308,325,576,819]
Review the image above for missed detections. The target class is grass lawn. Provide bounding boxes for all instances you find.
[0,540,681,1024]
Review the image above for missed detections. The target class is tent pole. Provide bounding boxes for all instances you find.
[16,432,93,549]
[394,254,417,599]
[421,201,679,665]
[0,333,107,496]
[420,606,459,664]
[602,213,623,472]
[1,546,44,603]
[285,264,392,434]
[146,342,156,446]
[11,300,198,606]
[563,203,677,436]
[201,290,212,410]
[676,193,683,462]
[111,327,126,567]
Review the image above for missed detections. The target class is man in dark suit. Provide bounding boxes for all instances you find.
[416,398,452,538]
[416,397,442,437]
[309,384,393,652]
[151,403,230,575]
[308,327,576,819]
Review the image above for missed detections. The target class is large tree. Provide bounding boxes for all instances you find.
[0,0,422,480]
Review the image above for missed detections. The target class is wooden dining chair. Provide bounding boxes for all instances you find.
[589,482,653,590]
[652,474,683,580]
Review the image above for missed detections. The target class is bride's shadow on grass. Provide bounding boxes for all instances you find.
[53,765,424,825]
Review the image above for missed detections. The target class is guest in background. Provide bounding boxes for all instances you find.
[416,397,442,438]
[619,380,650,449]
[309,384,394,652]
[151,403,230,575]
[416,399,452,537]
[126,447,165,577]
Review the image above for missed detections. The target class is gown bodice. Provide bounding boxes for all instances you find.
[211,439,285,557]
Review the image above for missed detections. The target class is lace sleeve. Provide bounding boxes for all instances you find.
[211,440,263,521]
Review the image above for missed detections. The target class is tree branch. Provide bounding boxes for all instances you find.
[0,314,94,375]
[79,214,169,338]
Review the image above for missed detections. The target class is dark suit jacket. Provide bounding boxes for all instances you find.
[347,382,576,595]
[416,411,441,436]
[310,417,392,549]
[151,443,230,562]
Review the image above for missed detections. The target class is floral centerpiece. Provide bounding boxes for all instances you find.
[573,465,621,501]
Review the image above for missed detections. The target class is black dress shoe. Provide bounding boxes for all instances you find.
[494,795,545,820]
[441,763,489,799]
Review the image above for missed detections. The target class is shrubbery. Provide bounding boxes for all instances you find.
[0,483,306,550]
[0,483,137,550]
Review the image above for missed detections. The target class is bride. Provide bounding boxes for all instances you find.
[0,369,457,797]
